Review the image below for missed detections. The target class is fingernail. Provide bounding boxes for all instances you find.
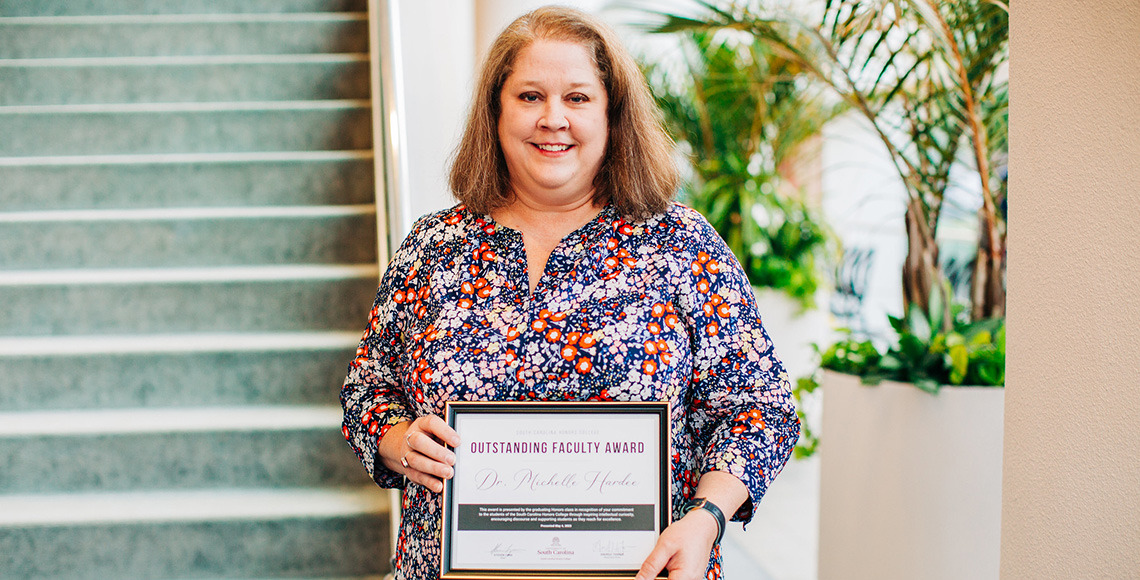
[447,453,456,465]
[446,467,454,478]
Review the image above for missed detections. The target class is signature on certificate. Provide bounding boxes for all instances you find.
[489,543,524,559]
[592,539,629,557]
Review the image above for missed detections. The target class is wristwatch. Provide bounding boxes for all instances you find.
[681,497,726,545]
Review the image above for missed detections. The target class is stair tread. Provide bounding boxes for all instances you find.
[0,330,361,356]
[0,105,373,156]
[0,264,380,285]
[0,204,375,222]
[0,53,368,66]
[0,15,369,60]
[0,98,369,114]
[0,13,367,24]
[0,404,344,437]
[0,0,368,17]
[0,149,372,166]
[0,486,388,527]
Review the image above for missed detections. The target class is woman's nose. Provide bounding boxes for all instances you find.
[538,102,569,130]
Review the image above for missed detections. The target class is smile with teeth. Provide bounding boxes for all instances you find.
[534,143,572,152]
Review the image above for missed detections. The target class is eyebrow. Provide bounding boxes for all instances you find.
[508,80,601,90]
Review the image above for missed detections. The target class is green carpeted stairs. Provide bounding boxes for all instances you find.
[0,0,391,577]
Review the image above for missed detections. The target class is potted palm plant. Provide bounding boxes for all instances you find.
[641,27,839,387]
[641,1,1008,578]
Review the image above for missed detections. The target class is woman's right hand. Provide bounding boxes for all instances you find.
[380,415,460,493]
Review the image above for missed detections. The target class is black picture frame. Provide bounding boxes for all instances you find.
[440,401,671,580]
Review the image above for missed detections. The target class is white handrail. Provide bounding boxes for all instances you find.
[369,0,412,265]
[367,1,410,572]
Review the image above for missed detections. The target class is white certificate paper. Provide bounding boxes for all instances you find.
[442,402,669,578]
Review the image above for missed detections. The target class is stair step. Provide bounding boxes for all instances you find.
[0,265,379,335]
[0,487,390,579]
[0,406,369,492]
[0,101,372,156]
[0,330,363,356]
[0,485,385,526]
[0,205,378,269]
[0,332,359,411]
[0,404,343,437]
[0,54,370,105]
[0,151,375,211]
[0,0,368,17]
[0,14,368,59]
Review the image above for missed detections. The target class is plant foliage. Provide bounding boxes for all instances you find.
[644,29,838,309]
[636,0,1008,403]
[640,0,1008,313]
[819,283,1006,393]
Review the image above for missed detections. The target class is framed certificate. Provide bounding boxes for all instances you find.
[441,401,671,579]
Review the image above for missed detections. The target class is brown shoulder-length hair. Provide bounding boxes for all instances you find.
[448,5,679,220]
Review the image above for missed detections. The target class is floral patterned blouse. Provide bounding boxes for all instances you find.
[341,202,799,580]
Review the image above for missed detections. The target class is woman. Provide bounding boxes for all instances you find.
[341,6,799,580]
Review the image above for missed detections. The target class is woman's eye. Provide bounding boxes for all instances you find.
[568,94,589,104]
[520,93,540,103]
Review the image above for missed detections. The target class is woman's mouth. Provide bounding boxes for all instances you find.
[533,143,572,152]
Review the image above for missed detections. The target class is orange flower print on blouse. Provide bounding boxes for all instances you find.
[341,203,798,580]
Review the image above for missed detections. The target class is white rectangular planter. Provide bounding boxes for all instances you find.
[818,371,1004,580]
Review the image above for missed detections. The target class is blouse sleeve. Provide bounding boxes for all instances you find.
[676,211,800,524]
[340,216,431,489]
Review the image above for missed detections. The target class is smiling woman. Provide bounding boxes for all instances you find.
[340,6,801,580]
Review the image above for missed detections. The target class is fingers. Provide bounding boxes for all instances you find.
[406,418,458,469]
[417,414,461,447]
[400,415,461,493]
[408,416,459,465]
[635,518,713,580]
[401,450,451,492]
[634,543,670,580]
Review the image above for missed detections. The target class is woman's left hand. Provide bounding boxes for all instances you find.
[634,509,719,580]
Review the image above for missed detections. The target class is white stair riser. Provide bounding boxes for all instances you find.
[0,0,367,16]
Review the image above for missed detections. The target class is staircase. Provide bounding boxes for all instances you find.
[0,1,391,578]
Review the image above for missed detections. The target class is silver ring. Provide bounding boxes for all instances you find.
[400,454,410,468]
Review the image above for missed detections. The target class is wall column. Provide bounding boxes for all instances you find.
[1004,1,1140,576]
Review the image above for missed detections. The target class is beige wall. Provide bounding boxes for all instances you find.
[1003,1,1140,577]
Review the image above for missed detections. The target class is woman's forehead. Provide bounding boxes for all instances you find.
[504,39,604,87]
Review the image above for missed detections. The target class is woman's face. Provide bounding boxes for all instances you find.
[497,39,609,208]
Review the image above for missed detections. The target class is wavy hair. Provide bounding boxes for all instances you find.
[448,6,678,220]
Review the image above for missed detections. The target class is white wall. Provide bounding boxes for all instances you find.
[819,111,908,340]
[396,0,477,227]
[474,0,608,61]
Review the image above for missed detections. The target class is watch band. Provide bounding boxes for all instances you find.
[682,497,726,545]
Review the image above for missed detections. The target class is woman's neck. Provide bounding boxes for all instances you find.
[491,193,603,293]
[491,191,601,237]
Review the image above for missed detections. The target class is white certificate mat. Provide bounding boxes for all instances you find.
[441,402,670,579]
